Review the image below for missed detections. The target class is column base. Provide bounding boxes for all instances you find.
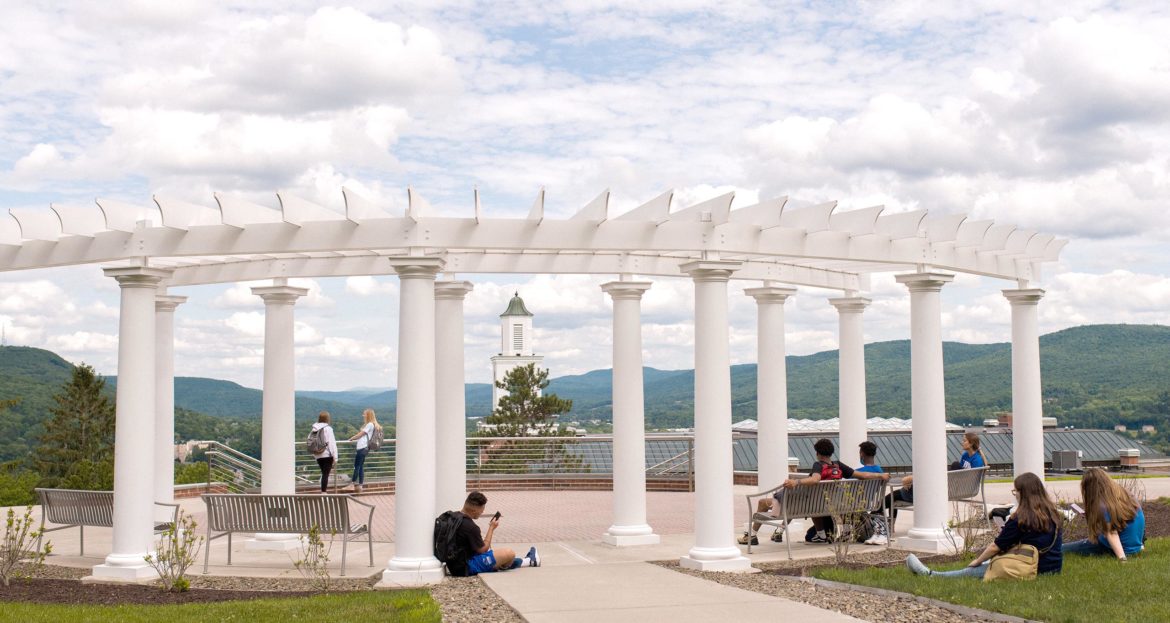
[376,556,446,588]
[88,556,160,583]
[894,528,960,554]
[679,545,753,572]
[603,533,661,547]
[246,534,302,551]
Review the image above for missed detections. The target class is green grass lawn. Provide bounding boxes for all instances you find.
[816,538,1169,623]
[0,589,440,623]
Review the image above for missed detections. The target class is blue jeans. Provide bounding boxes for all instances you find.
[1063,538,1111,556]
[352,448,369,485]
[932,561,989,578]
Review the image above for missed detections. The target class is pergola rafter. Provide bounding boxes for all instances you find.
[1,188,1065,288]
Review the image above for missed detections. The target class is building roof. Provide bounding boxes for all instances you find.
[559,429,1164,474]
[731,417,964,434]
[500,292,534,317]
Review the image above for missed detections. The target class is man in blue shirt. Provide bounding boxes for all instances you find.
[857,441,890,545]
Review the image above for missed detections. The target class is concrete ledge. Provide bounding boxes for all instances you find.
[603,533,662,547]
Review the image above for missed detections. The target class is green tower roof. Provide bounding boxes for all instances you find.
[500,292,533,317]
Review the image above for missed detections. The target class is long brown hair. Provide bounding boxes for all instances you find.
[1012,472,1061,532]
[1081,468,1138,535]
[964,432,983,460]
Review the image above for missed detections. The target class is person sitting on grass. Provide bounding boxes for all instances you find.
[856,440,891,546]
[739,438,889,545]
[1063,467,1145,562]
[906,471,1063,578]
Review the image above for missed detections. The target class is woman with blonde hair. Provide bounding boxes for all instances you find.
[345,409,381,493]
[906,472,1063,578]
[1064,467,1145,561]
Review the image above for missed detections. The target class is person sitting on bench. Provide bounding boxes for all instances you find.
[739,438,888,545]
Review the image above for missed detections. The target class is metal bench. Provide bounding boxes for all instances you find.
[201,493,375,576]
[35,488,179,556]
[890,466,989,532]
[743,478,886,558]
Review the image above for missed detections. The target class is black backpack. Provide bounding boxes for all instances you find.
[433,511,466,575]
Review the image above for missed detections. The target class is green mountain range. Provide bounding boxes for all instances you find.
[3,323,1169,463]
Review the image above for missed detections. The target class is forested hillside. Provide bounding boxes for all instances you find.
[3,324,1170,462]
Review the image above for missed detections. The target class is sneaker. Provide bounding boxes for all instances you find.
[864,534,889,546]
[806,532,832,544]
[770,531,784,543]
[905,554,932,576]
[737,532,759,546]
[526,546,540,567]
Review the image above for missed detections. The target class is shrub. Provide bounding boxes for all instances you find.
[144,510,203,592]
[0,506,51,587]
[293,524,334,592]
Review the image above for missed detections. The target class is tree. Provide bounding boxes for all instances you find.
[31,363,115,490]
[485,363,572,436]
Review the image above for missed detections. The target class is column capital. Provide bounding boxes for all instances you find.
[251,285,309,305]
[828,296,871,313]
[103,266,172,288]
[155,295,188,313]
[679,260,741,282]
[388,257,445,279]
[1002,288,1045,306]
[744,286,796,304]
[895,272,954,293]
[434,280,474,300]
[601,281,652,299]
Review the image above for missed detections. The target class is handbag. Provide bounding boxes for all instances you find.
[983,527,1058,582]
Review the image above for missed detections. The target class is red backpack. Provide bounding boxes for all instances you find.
[819,461,844,481]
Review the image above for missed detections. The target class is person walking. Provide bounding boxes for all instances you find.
[310,411,338,493]
[345,408,381,493]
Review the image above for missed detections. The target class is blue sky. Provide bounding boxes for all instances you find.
[2,2,1170,391]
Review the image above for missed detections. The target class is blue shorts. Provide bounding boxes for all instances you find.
[466,550,498,575]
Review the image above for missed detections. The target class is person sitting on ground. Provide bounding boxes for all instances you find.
[906,471,1063,578]
[856,440,891,546]
[1063,467,1145,562]
[891,431,985,518]
[740,438,889,545]
[449,491,540,576]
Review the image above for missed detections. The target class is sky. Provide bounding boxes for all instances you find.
[2,1,1170,392]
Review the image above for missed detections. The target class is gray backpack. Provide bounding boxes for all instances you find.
[306,427,328,454]
[368,425,385,451]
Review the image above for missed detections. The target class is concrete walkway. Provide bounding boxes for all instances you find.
[481,561,864,623]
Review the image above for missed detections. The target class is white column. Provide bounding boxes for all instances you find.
[829,296,871,467]
[895,272,955,553]
[93,267,171,582]
[380,258,445,587]
[435,279,474,515]
[154,293,187,518]
[1004,288,1046,480]
[602,280,660,546]
[249,281,308,550]
[744,286,796,489]
[679,261,751,572]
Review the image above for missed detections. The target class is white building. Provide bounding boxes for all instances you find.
[490,292,544,410]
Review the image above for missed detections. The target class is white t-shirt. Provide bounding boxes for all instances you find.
[355,422,374,451]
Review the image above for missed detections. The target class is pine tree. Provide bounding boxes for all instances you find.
[486,363,572,437]
[32,363,115,489]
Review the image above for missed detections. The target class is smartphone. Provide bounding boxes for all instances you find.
[492,511,501,521]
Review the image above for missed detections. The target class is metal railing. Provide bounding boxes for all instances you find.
[205,441,263,494]
[294,439,397,492]
[204,435,698,492]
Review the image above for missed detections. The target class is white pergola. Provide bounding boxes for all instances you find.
[1,188,1064,583]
